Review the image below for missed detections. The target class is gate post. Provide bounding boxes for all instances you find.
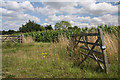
[98,28,109,73]
[21,34,24,43]
[18,34,24,43]
[18,35,21,43]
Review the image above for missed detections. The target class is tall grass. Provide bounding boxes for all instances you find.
[68,31,118,76]
[2,29,119,78]
[23,36,34,44]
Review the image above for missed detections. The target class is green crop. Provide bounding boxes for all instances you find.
[23,25,119,42]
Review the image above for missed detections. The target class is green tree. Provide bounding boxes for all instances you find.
[45,25,53,30]
[98,25,103,29]
[55,21,72,30]
[2,30,16,35]
[73,26,78,29]
[8,30,15,34]
[68,27,73,29]
[19,20,45,33]
[85,27,88,30]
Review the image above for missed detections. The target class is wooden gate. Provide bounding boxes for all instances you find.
[71,28,109,73]
[0,34,24,43]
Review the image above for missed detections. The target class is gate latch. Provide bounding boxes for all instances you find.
[102,45,106,50]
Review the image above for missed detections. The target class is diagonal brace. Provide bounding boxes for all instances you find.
[81,36,104,70]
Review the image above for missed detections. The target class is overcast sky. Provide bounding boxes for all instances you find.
[0,0,119,31]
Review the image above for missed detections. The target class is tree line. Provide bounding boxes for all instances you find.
[1,20,79,35]
[1,20,119,35]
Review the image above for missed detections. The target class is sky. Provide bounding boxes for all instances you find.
[0,0,120,31]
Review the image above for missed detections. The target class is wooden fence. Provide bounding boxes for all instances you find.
[0,34,24,43]
[71,28,109,73]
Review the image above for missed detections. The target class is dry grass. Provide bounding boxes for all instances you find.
[104,32,118,55]
[74,32,118,55]
[2,33,118,78]
[68,31,118,67]
[23,37,34,44]
[58,35,69,47]
[103,32,118,63]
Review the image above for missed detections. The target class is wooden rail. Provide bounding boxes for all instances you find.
[72,33,99,37]
[0,34,24,43]
[71,28,109,73]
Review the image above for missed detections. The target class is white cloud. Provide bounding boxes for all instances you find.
[46,13,118,28]
[1,8,40,22]
[35,6,60,15]
[35,2,74,15]
[74,16,91,22]
[20,1,34,11]
[40,1,118,16]
[3,21,22,30]
[35,1,118,26]
[42,2,77,9]
[29,0,119,2]
[42,23,49,26]
[2,13,41,30]
[1,1,118,30]
[42,23,55,29]
[59,6,87,15]
[1,2,40,30]
[90,17,105,25]
[0,19,2,30]
[46,15,72,24]
[40,2,87,15]
[98,14,118,25]
[2,1,34,11]
[46,15,91,25]
[46,15,91,27]
[89,14,118,26]
[70,21,90,28]
[78,0,118,15]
